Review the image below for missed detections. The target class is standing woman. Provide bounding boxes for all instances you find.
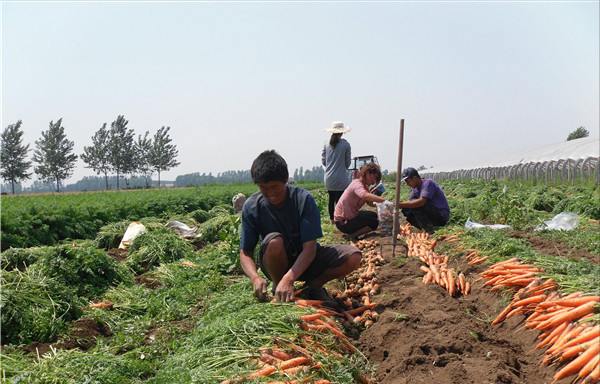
[322,121,352,225]
[334,162,388,240]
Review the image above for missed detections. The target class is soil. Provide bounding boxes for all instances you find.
[335,229,597,384]
[23,317,112,357]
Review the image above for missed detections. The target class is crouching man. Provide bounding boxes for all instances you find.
[239,150,361,309]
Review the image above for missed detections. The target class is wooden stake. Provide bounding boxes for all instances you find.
[392,119,404,258]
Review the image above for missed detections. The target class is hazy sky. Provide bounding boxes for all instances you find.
[2,1,598,186]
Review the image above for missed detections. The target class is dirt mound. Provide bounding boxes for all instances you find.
[348,232,573,384]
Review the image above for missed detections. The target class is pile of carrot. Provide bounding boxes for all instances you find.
[478,257,545,292]
[481,259,599,383]
[334,239,384,329]
[399,228,471,297]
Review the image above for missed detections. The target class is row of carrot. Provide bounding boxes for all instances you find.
[399,227,471,297]
[480,258,599,384]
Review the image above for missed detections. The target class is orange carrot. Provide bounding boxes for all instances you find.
[492,304,514,326]
[559,338,597,361]
[278,356,310,370]
[512,294,547,308]
[247,365,277,378]
[559,326,599,351]
[294,299,325,307]
[345,303,377,316]
[314,319,348,339]
[269,348,293,361]
[464,281,471,295]
[89,302,114,309]
[539,301,598,330]
[535,322,569,350]
[578,354,600,380]
[552,341,599,382]
[552,296,599,308]
[300,313,323,323]
[181,261,196,267]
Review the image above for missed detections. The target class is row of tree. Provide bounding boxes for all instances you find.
[0,115,180,193]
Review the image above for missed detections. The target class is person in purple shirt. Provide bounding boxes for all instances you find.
[398,167,450,234]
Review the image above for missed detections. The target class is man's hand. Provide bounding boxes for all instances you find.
[251,276,269,301]
[273,277,295,303]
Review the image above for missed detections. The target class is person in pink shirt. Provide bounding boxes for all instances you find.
[334,162,388,240]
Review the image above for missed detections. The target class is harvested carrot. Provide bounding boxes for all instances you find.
[181,261,196,267]
[552,296,599,308]
[247,365,277,378]
[269,348,293,361]
[300,313,323,323]
[89,302,114,309]
[278,356,310,370]
[314,319,348,339]
[294,299,325,307]
[552,341,599,382]
[578,354,600,381]
[345,303,377,316]
[539,301,598,330]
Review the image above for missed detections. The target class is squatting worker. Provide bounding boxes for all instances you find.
[334,162,388,240]
[239,149,362,309]
[398,167,450,234]
[322,121,352,225]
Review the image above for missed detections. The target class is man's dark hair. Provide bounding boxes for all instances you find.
[250,150,289,184]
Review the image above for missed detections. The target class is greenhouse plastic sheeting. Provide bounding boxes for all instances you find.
[425,136,599,173]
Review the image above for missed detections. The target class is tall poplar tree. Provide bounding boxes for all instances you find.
[136,131,153,188]
[149,126,180,187]
[1,120,32,194]
[81,123,112,190]
[108,115,135,190]
[32,118,77,193]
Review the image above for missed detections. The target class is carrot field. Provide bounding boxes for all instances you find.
[1,179,598,384]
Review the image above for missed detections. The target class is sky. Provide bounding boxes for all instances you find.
[2,1,599,186]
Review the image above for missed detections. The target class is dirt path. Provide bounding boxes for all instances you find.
[350,234,578,384]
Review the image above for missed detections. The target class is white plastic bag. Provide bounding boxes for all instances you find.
[377,201,398,236]
[165,220,201,239]
[534,212,579,231]
[465,217,513,230]
[118,221,147,249]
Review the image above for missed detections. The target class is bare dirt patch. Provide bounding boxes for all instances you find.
[23,317,112,357]
[510,230,599,265]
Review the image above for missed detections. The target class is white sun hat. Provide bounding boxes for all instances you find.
[325,121,352,134]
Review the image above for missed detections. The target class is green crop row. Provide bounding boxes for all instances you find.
[0,183,259,251]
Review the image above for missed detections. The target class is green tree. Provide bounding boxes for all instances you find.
[81,123,112,190]
[32,119,77,193]
[149,126,180,187]
[136,131,153,188]
[1,120,32,194]
[108,115,136,190]
[567,126,589,141]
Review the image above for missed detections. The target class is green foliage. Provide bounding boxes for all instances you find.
[126,229,195,274]
[566,126,589,141]
[1,268,83,345]
[1,247,42,271]
[34,244,132,299]
[1,183,258,251]
[81,123,111,190]
[32,118,78,193]
[150,126,180,186]
[1,119,32,194]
